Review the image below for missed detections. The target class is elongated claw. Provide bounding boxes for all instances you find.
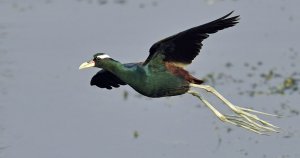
[188,84,280,134]
[236,106,278,117]
[233,106,280,130]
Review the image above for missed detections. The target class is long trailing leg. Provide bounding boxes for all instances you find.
[188,84,280,134]
[188,90,267,134]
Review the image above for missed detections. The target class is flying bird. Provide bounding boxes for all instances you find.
[79,12,279,134]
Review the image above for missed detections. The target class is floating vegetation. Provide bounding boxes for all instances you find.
[75,0,159,8]
[0,23,12,95]
[123,90,129,100]
[239,149,249,156]
[225,62,233,68]
[204,0,222,5]
[202,73,216,85]
[260,70,282,82]
[284,78,297,89]
[269,77,299,95]
[226,127,232,133]
[139,3,145,8]
[257,61,263,66]
[203,59,300,98]
[98,0,108,5]
[76,0,126,5]
[203,72,243,87]
[114,0,126,5]
[261,70,275,81]
[133,130,139,139]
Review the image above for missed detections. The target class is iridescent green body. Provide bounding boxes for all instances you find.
[96,55,190,97]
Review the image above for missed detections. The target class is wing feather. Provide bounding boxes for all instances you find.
[144,11,239,66]
[90,70,126,89]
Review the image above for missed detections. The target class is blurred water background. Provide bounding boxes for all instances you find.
[0,0,299,158]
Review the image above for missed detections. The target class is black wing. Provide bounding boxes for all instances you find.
[90,70,126,89]
[143,11,239,65]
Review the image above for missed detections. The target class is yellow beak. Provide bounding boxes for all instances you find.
[79,60,95,70]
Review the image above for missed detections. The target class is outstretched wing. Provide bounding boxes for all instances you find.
[143,11,239,66]
[90,70,126,89]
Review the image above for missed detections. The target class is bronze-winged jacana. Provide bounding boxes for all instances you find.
[79,12,279,134]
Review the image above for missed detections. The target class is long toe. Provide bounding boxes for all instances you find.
[227,106,280,133]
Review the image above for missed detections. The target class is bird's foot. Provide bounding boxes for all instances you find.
[188,86,279,134]
[224,105,280,134]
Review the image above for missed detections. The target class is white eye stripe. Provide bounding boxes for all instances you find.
[96,54,110,59]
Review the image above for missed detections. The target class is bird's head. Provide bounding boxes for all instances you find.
[79,53,111,70]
